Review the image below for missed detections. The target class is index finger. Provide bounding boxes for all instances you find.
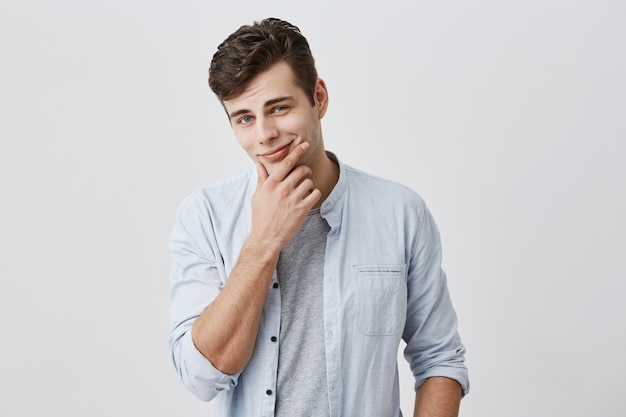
[271,142,310,180]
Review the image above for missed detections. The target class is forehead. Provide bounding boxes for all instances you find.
[223,61,302,110]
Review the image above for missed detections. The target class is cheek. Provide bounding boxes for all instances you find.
[281,116,317,139]
[276,118,300,133]
[234,131,254,151]
[282,110,315,129]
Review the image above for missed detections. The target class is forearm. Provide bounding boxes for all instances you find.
[413,377,463,417]
[190,145,320,376]
[191,237,279,375]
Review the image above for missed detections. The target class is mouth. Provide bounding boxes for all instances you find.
[260,141,294,162]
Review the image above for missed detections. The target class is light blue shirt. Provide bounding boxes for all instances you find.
[168,153,469,417]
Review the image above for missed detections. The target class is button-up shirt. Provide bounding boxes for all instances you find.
[168,153,469,417]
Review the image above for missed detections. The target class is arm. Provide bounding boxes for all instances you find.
[191,142,320,375]
[403,202,469,408]
[414,377,463,417]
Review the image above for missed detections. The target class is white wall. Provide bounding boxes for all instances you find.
[1,1,624,415]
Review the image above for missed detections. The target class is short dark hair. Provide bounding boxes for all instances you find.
[208,18,318,106]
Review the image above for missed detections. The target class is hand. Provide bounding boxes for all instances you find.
[249,142,322,253]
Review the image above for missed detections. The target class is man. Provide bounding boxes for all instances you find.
[169,18,469,417]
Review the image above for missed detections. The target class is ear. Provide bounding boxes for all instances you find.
[313,78,329,119]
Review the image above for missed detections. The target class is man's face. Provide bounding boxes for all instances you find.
[223,61,328,175]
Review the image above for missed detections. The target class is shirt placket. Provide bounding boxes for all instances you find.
[261,272,281,417]
[323,229,342,416]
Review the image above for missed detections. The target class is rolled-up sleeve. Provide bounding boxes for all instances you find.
[168,199,240,401]
[403,204,470,395]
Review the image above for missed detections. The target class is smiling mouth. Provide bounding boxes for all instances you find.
[260,141,294,161]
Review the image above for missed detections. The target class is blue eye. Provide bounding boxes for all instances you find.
[272,106,286,113]
[240,116,253,124]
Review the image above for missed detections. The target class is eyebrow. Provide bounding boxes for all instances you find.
[228,96,294,120]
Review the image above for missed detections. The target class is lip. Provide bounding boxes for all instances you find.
[260,141,293,162]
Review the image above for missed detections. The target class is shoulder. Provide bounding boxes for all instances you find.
[176,169,256,217]
[342,163,426,208]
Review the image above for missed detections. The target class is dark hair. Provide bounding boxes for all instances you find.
[208,18,318,105]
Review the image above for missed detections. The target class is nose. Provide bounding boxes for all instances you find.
[256,115,279,145]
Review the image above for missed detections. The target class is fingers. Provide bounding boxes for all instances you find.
[293,177,321,205]
[249,141,320,250]
[279,164,312,190]
[257,159,310,191]
[271,142,310,181]
[254,141,318,211]
[303,187,322,207]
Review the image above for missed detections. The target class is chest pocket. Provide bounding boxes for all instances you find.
[353,264,407,336]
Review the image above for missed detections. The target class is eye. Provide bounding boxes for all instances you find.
[272,106,287,114]
[238,115,253,124]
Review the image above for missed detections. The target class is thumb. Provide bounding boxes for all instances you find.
[256,161,269,183]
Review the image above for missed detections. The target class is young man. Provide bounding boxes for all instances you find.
[169,18,469,417]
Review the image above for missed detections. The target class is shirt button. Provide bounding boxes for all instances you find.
[266,389,273,396]
[272,282,279,289]
[271,336,277,342]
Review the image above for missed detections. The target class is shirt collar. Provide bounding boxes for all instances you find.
[320,151,346,229]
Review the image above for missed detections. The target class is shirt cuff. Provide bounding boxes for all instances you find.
[414,366,470,397]
[180,330,240,400]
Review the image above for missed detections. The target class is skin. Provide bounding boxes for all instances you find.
[191,61,338,376]
[192,60,462,416]
[414,377,463,417]
[224,61,338,205]
[191,142,322,376]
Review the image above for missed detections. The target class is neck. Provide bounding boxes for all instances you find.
[309,151,339,209]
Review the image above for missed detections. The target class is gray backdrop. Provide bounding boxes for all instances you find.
[1,0,624,416]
